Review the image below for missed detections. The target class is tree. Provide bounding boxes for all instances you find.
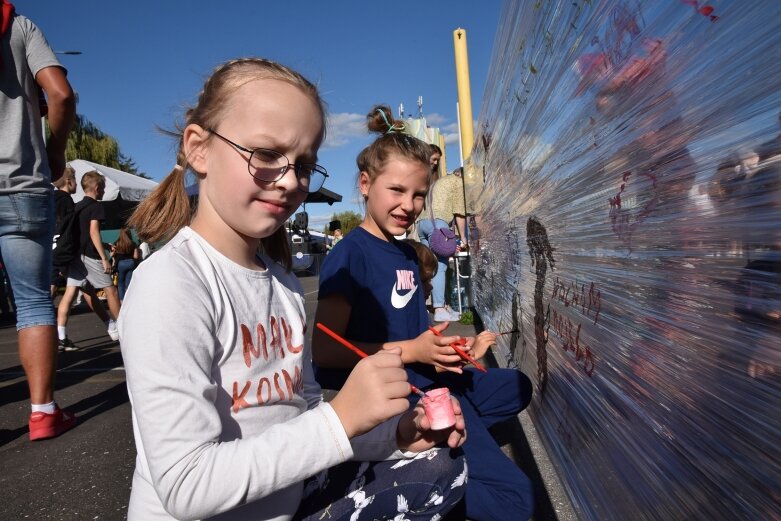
[61,114,150,178]
[324,211,362,236]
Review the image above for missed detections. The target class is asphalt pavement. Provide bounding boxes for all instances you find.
[0,274,568,521]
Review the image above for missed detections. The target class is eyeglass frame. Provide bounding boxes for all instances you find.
[207,128,328,193]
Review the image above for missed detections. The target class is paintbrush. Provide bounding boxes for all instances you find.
[427,326,488,373]
[316,323,427,398]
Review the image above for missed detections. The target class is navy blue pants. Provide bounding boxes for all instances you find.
[315,364,535,521]
[412,367,535,521]
[294,447,466,520]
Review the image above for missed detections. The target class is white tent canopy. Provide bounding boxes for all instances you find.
[68,159,158,202]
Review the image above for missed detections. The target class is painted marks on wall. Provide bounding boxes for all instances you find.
[527,217,556,394]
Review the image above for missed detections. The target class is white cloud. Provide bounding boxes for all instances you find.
[424,112,447,126]
[443,133,460,145]
[323,112,367,148]
[441,122,461,145]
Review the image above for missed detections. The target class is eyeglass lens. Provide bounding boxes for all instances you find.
[248,149,326,193]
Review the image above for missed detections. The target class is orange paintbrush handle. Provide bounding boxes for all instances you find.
[316,323,427,398]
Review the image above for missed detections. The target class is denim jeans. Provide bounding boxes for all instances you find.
[0,192,56,330]
[416,218,451,308]
[116,258,136,300]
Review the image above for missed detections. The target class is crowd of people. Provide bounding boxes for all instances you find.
[6,2,777,520]
[1,1,149,443]
[7,2,520,518]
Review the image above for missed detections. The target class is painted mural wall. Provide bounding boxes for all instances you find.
[469,1,780,519]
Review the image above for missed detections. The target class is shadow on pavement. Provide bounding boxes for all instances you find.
[0,381,128,447]
[0,344,122,408]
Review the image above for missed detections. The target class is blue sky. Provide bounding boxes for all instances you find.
[20,0,502,228]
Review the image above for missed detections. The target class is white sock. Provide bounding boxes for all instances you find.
[57,326,67,341]
[106,319,116,329]
[31,401,57,414]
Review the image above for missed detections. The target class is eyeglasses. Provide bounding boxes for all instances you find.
[208,129,328,193]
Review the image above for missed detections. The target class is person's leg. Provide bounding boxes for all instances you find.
[117,260,133,300]
[56,284,79,328]
[433,368,534,520]
[3,212,58,402]
[18,325,57,404]
[439,367,533,429]
[84,256,121,321]
[451,397,534,521]
[117,268,125,301]
[419,219,457,321]
[81,284,110,322]
[0,192,76,439]
[431,256,449,308]
[417,218,434,247]
[103,284,121,320]
[295,448,466,521]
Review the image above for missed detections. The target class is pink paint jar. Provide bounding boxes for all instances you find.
[421,387,456,430]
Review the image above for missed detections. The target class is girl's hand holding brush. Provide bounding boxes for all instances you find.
[329,347,414,438]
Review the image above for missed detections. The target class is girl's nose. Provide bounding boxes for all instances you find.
[273,165,300,192]
[401,194,415,212]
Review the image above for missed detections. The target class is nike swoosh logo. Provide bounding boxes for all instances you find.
[391,282,418,309]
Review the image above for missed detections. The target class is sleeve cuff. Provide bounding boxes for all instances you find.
[314,402,354,461]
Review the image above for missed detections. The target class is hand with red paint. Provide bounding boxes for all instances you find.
[467,330,497,361]
[330,347,412,438]
[402,323,464,373]
[396,398,467,451]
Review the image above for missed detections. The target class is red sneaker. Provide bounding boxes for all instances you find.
[28,407,77,441]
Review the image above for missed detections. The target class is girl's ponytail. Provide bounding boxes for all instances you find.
[128,150,192,244]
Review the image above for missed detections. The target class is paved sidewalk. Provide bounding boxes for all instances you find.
[0,277,566,520]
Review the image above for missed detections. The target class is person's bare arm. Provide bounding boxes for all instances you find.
[312,294,464,371]
[36,66,75,181]
[453,215,467,242]
[312,294,361,367]
[89,220,110,273]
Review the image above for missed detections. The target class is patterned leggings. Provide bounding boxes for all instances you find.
[294,447,466,521]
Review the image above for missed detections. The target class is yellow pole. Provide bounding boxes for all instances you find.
[438,134,447,178]
[453,28,474,162]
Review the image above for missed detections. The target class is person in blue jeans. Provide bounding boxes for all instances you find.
[313,105,535,521]
[417,158,469,323]
[110,227,139,301]
[1,3,77,440]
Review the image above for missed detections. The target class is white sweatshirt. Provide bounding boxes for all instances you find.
[119,227,406,521]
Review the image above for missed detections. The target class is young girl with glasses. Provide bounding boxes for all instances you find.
[119,59,466,521]
[313,105,535,521]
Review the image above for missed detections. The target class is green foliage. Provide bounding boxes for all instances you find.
[63,114,150,178]
[458,309,474,325]
[324,211,362,235]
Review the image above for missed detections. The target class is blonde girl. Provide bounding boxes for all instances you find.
[313,105,535,521]
[119,59,466,521]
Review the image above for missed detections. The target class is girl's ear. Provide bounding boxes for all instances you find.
[183,124,209,174]
[359,171,371,198]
